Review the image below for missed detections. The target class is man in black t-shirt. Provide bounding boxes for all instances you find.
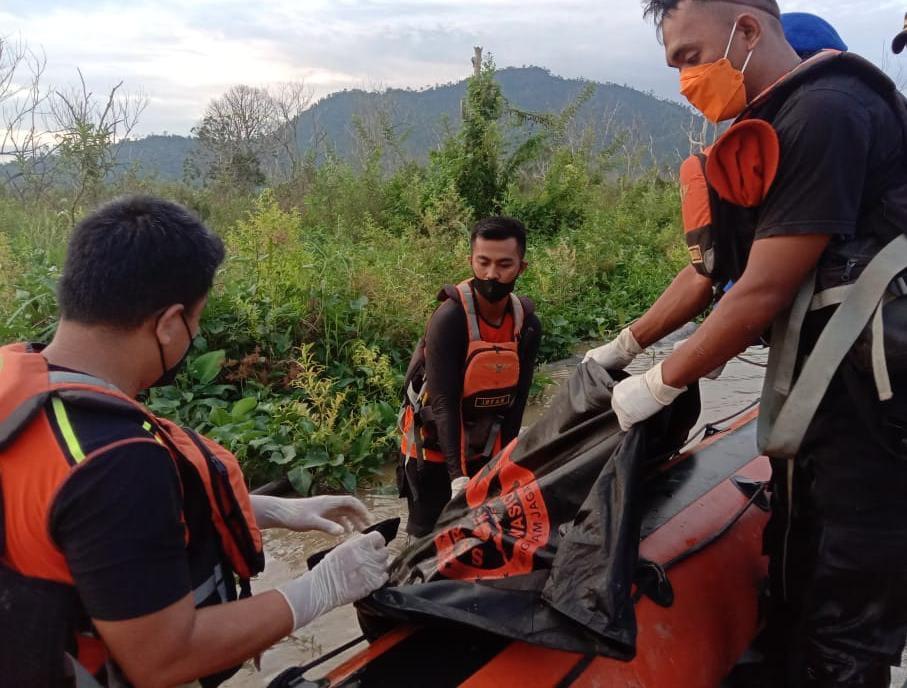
[0,196,390,687]
[583,1,907,685]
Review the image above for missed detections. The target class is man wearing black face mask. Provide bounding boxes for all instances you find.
[0,196,391,687]
[399,217,542,537]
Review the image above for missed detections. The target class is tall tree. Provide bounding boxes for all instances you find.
[192,85,279,192]
[455,54,506,218]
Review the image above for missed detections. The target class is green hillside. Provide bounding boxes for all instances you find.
[116,66,695,179]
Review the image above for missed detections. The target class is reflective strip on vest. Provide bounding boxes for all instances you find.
[47,373,126,464]
[193,563,228,606]
[64,653,104,688]
[51,397,86,463]
[48,371,122,393]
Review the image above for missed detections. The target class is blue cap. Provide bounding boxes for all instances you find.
[781,12,848,58]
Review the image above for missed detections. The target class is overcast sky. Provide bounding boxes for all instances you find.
[1,0,904,137]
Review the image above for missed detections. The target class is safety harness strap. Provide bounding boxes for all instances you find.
[510,293,525,337]
[457,283,483,342]
[809,284,897,402]
[772,271,816,397]
[481,418,503,459]
[759,234,907,459]
[871,294,894,401]
[757,274,814,455]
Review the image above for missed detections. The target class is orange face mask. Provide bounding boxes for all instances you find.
[679,21,754,124]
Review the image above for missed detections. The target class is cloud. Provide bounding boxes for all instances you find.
[0,0,904,136]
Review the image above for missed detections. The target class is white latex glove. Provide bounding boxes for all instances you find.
[251,494,371,535]
[612,362,686,432]
[277,531,390,631]
[450,476,469,500]
[672,338,726,380]
[583,327,643,370]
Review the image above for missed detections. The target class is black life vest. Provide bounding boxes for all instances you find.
[677,51,907,458]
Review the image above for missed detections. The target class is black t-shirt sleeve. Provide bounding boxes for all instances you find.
[50,441,193,621]
[423,301,468,479]
[501,312,542,446]
[755,87,872,241]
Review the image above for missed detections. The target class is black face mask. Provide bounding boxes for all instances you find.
[151,313,194,388]
[471,276,516,304]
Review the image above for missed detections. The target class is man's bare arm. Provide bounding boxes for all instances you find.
[661,234,831,388]
[95,591,293,688]
[629,264,716,348]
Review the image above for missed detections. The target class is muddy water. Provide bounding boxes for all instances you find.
[225,334,774,687]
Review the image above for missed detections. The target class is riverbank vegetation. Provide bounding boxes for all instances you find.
[0,53,687,492]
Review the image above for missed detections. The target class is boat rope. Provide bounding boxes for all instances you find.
[267,635,368,687]
[661,481,767,572]
[735,354,768,368]
[633,481,768,604]
[678,397,760,455]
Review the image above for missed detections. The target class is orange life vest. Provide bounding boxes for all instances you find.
[679,117,780,286]
[0,343,264,685]
[400,281,526,476]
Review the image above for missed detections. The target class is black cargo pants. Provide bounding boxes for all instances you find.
[761,362,907,687]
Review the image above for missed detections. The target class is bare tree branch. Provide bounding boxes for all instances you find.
[50,69,147,220]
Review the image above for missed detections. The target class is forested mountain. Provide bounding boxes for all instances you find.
[116,66,696,179]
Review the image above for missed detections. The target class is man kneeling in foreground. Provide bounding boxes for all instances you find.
[0,196,389,687]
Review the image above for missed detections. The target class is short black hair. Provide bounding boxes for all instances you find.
[469,216,527,258]
[643,0,780,28]
[59,195,226,328]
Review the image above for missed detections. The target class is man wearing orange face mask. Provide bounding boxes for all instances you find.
[582,0,907,685]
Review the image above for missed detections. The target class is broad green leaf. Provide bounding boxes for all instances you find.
[208,407,232,426]
[287,466,313,497]
[301,448,331,469]
[231,397,258,421]
[205,384,238,397]
[340,469,357,493]
[268,449,296,466]
[189,350,226,385]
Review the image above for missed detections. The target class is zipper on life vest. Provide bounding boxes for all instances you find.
[464,344,508,369]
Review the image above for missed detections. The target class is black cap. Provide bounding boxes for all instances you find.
[893,12,907,54]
